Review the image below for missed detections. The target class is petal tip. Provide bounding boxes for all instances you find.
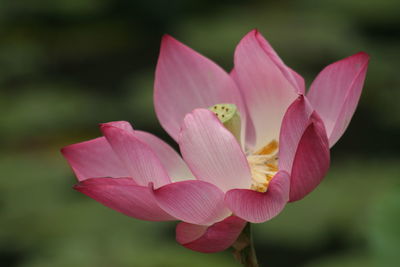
[160,34,182,52]
[73,182,86,192]
[355,51,370,60]
[250,28,259,35]
[99,124,112,136]
[161,33,175,42]
[242,29,260,42]
[60,146,68,155]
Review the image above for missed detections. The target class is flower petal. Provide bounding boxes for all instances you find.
[307,52,369,147]
[278,96,314,173]
[61,137,129,181]
[101,121,193,182]
[179,109,252,192]
[176,216,247,253]
[154,35,246,142]
[101,121,134,132]
[230,69,256,149]
[74,178,175,221]
[134,130,194,182]
[253,30,305,94]
[224,171,290,223]
[234,30,298,150]
[152,180,230,225]
[101,125,171,188]
[289,112,330,202]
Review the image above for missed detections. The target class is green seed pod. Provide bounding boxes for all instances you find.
[209,103,241,142]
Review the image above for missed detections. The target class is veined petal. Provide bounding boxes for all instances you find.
[289,112,330,202]
[231,69,256,149]
[152,180,230,225]
[234,30,298,151]
[254,31,305,94]
[176,216,247,253]
[154,35,246,142]
[179,109,252,192]
[61,137,129,181]
[225,171,290,223]
[74,178,175,221]
[307,52,369,147]
[278,96,314,173]
[134,131,194,182]
[101,125,171,188]
[102,121,193,182]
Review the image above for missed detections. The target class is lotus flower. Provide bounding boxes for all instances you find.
[61,30,369,253]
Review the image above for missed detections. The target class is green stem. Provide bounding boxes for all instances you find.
[232,223,259,267]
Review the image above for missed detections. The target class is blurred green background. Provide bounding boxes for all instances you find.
[1,0,399,266]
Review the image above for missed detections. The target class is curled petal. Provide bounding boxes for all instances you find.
[61,137,129,181]
[234,29,298,150]
[152,180,230,226]
[307,52,369,147]
[278,96,314,173]
[101,125,171,188]
[74,178,175,221]
[134,130,194,182]
[179,109,252,192]
[289,113,330,202]
[176,216,247,253]
[102,121,193,182]
[61,121,136,181]
[225,171,290,223]
[154,35,246,142]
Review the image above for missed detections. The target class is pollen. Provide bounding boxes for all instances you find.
[247,140,279,193]
[257,140,278,155]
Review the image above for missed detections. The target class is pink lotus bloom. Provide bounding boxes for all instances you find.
[61,30,369,253]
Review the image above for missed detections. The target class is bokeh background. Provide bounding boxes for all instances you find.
[1,0,399,266]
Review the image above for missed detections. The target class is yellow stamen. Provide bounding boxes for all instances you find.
[256,139,278,155]
[247,140,279,193]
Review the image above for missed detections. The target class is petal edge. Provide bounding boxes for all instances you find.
[225,171,290,223]
[74,178,175,221]
[176,216,247,253]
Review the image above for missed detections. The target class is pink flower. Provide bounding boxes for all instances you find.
[61,30,369,253]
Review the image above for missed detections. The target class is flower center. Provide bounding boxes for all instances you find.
[210,103,241,142]
[247,140,278,193]
[208,103,278,193]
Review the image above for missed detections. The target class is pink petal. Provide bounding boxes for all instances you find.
[234,30,298,150]
[224,171,290,223]
[289,112,330,202]
[134,130,194,182]
[278,96,314,173]
[101,121,134,132]
[179,109,252,192]
[231,68,256,149]
[61,137,129,181]
[102,121,193,181]
[74,177,175,221]
[101,125,171,188]
[176,216,247,253]
[154,35,246,142]
[253,30,305,94]
[307,52,369,147]
[152,180,231,225]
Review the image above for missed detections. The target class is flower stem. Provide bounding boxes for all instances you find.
[232,223,259,267]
